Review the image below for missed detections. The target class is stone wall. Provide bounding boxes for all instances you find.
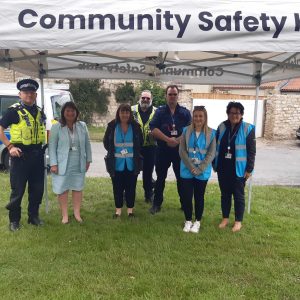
[0,68,26,82]
[264,95,300,139]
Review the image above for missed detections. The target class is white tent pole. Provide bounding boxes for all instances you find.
[39,69,49,214]
[248,80,260,214]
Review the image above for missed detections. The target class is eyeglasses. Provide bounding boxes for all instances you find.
[168,93,178,96]
[229,112,241,116]
[141,97,151,100]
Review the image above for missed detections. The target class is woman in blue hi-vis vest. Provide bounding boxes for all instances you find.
[214,102,256,232]
[103,104,143,218]
[179,106,216,233]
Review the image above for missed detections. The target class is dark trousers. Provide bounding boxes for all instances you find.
[153,146,182,208]
[141,146,156,198]
[111,168,138,208]
[181,178,208,221]
[217,173,246,222]
[6,150,44,222]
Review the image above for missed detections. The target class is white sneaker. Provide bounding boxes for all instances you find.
[183,221,193,232]
[190,221,201,233]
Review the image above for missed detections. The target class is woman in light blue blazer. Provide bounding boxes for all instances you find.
[49,102,92,224]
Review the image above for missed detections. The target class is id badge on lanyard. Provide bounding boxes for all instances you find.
[225,148,232,159]
[192,134,201,165]
[192,155,201,165]
[121,148,128,156]
[170,124,177,136]
[120,126,129,156]
[68,126,78,151]
[226,129,236,159]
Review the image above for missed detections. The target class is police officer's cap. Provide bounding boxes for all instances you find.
[17,79,39,92]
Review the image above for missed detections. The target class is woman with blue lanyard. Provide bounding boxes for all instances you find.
[179,106,216,233]
[103,104,143,218]
[214,102,256,232]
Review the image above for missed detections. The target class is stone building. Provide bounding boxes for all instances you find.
[1,67,299,140]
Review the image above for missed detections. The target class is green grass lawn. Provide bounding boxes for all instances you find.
[88,126,105,142]
[0,174,299,299]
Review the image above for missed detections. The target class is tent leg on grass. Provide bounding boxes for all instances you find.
[39,71,49,214]
[248,79,260,214]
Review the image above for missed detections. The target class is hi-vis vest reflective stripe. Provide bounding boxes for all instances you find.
[215,121,254,177]
[9,103,46,145]
[132,104,156,147]
[186,128,213,156]
[181,127,215,180]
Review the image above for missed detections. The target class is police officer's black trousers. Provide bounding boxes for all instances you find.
[7,150,44,222]
[111,168,138,209]
[181,178,208,221]
[217,173,246,222]
[153,146,183,208]
[141,146,156,198]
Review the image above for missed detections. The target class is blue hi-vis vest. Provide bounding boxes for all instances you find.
[215,121,254,177]
[114,124,134,171]
[180,127,216,180]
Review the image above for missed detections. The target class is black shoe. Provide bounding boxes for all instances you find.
[145,194,153,204]
[9,222,20,232]
[28,217,44,226]
[113,213,121,219]
[149,205,161,215]
[128,213,135,218]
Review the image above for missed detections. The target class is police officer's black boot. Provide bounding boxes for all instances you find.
[28,216,44,226]
[144,191,154,204]
[9,221,21,232]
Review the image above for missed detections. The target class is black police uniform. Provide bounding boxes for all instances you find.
[0,79,46,230]
[149,103,191,211]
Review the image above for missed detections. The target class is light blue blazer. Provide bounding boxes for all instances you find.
[49,121,92,175]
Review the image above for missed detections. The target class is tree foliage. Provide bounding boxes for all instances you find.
[115,81,135,104]
[69,80,110,124]
[135,80,165,107]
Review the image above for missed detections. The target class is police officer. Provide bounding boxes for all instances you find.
[149,85,191,214]
[0,79,46,231]
[131,90,157,203]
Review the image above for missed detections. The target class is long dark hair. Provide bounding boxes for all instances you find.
[115,103,134,124]
[60,101,79,126]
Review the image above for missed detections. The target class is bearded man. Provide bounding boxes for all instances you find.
[131,90,157,203]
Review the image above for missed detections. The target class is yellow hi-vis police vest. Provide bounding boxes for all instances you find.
[9,103,46,145]
[131,104,156,147]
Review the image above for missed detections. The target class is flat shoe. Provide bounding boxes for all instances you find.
[128,213,135,218]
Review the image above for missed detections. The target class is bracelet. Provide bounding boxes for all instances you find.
[7,143,14,150]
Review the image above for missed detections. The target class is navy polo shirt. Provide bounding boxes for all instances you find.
[149,103,191,147]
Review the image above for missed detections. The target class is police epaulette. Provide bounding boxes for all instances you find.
[9,103,22,110]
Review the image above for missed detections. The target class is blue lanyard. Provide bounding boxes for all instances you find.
[193,131,201,151]
[170,113,176,129]
[117,124,128,145]
[227,128,237,150]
